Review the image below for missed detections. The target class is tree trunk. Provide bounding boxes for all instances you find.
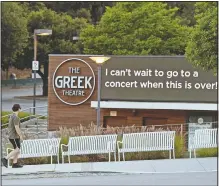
[37,61,49,96]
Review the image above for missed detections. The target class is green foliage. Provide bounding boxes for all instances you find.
[19,112,33,122]
[60,136,69,145]
[196,148,218,157]
[1,2,29,73]
[38,116,47,119]
[14,7,89,96]
[1,111,12,126]
[2,111,12,116]
[166,2,196,26]
[1,111,33,126]
[174,135,186,158]
[185,2,217,73]
[43,2,114,23]
[80,2,190,55]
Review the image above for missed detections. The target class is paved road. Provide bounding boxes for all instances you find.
[2,86,48,115]
[2,172,217,185]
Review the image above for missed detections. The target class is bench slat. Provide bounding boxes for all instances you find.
[62,134,117,163]
[121,131,175,152]
[7,138,61,166]
[118,131,175,160]
[189,128,217,158]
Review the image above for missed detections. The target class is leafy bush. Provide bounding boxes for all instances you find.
[1,111,12,126]
[2,111,12,116]
[174,135,186,158]
[19,112,33,122]
[1,111,31,125]
[196,148,218,157]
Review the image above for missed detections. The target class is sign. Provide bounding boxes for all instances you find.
[101,56,217,103]
[110,111,117,116]
[53,58,95,105]
[32,61,39,71]
[197,118,204,124]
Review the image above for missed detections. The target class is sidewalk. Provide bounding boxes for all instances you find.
[2,157,217,176]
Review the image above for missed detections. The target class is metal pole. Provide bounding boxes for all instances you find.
[33,33,37,115]
[97,65,101,128]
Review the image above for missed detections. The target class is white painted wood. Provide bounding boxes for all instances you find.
[7,138,61,167]
[61,135,117,163]
[117,131,176,161]
[189,129,218,158]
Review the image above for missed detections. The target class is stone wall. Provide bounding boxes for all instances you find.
[2,129,11,157]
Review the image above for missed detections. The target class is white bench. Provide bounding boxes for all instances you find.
[7,138,61,167]
[117,131,176,161]
[61,134,117,163]
[189,128,218,158]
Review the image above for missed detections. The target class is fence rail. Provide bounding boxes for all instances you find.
[2,78,43,87]
[1,105,48,119]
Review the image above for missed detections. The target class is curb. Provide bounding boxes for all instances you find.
[2,158,217,176]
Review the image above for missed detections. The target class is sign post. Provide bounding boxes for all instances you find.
[32,60,39,115]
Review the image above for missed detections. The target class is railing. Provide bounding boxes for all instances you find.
[1,105,48,138]
[1,105,47,119]
[1,78,43,87]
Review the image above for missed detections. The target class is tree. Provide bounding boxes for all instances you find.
[1,2,29,79]
[43,2,115,24]
[185,2,217,73]
[166,2,196,26]
[80,2,190,55]
[15,7,89,96]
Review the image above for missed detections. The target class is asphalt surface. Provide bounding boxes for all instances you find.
[2,171,217,185]
[2,86,48,115]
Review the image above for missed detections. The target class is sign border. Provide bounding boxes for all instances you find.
[52,58,96,106]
